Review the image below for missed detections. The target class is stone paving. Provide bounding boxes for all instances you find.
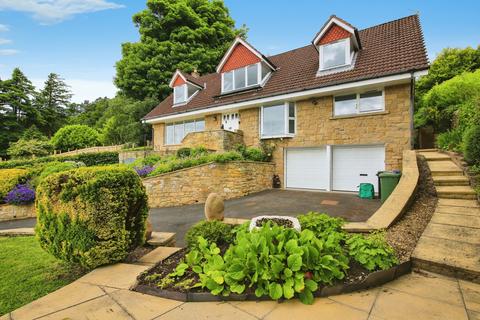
[2,246,479,320]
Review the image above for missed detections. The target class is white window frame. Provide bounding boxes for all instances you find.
[222,63,267,94]
[333,89,385,117]
[173,84,187,105]
[319,38,352,71]
[164,118,205,145]
[260,102,296,139]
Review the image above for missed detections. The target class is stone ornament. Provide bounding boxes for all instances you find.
[204,193,225,221]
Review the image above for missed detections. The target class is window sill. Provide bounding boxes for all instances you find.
[260,134,295,140]
[330,111,389,120]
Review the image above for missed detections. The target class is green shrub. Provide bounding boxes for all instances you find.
[0,169,30,202]
[463,124,480,165]
[35,166,148,269]
[7,138,52,159]
[190,146,208,157]
[51,125,101,152]
[244,147,267,162]
[346,232,398,271]
[32,162,81,187]
[185,220,235,250]
[436,128,463,151]
[176,147,192,158]
[298,212,345,238]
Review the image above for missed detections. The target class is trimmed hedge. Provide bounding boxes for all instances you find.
[463,124,480,165]
[0,151,119,169]
[35,166,149,269]
[0,169,30,203]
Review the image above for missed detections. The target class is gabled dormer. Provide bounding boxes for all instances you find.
[169,70,203,106]
[216,37,276,94]
[313,16,361,74]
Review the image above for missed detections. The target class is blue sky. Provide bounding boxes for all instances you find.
[0,0,479,102]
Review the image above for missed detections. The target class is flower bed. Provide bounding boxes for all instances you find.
[133,213,401,305]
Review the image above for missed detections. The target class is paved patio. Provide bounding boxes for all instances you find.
[2,245,478,320]
[149,189,380,246]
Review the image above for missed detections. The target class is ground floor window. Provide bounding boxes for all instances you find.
[260,102,296,138]
[165,118,205,145]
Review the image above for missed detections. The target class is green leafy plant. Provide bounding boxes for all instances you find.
[436,128,463,151]
[50,125,101,152]
[297,212,345,238]
[185,220,235,251]
[176,147,192,158]
[463,124,480,165]
[346,232,398,271]
[7,138,52,159]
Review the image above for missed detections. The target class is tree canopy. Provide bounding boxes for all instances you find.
[115,0,246,100]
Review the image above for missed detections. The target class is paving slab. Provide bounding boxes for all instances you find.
[108,289,183,320]
[328,288,379,312]
[413,236,480,274]
[156,301,257,320]
[0,227,34,236]
[431,212,480,228]
[383,272,463,305]
[436,205,480,216]
[228,300,278,319]
[264,298,368,320]
[137,247,182,266]
[370,287,468,320]
[428,161,463,176]
[422,223,480,244]
[78,263,149,289]
[9,282,106,320]
[469,310,480,320]
[459,280,480,313]
[39,295,132,320]
[147,232,176,247]
[437,199,480,208]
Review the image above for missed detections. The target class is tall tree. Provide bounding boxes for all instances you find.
[115,0,246,100]
[36,73,73,136]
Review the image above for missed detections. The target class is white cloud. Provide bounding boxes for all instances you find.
[0,24,8,31]
[32,78,117,103]
[0,38,11,44]
[0,48,18,55]
[0,0,124,24]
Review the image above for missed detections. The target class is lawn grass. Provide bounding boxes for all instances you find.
[0,236,85,316]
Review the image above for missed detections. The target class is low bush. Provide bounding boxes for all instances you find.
[463,124,480,165]
[346,232,398,271]
[4,184,35,205]
[297,212,344,238]
[176,147,192,158]
[436,128,463,151]
[32,161,81,187]
[185,220,235,251]
[234,144,269,162]
[50,125,101,152]
[7,138,52,159]
[0,169,30,203]
[35,166,148,269]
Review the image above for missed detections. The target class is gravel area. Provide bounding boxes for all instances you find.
[386,155,437,263]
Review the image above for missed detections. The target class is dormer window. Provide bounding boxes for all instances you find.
[174,84,187,104]
[169,70,204,106]
[320,38,350,70]
[222,63,268,93]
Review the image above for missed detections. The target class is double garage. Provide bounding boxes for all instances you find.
[285,145,385,192]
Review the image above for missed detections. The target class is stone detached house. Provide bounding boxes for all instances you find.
[143,15,429,192]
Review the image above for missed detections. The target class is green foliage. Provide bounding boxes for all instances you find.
[35,166,149,269]
[115,0,246,100]
[7,138,52,159]
[235,144,269,162]
[32,161,81,187]
[463,124,480,165]
[185,220,234,250]
[176,147,192,158]
[0,168,30,202]
[50,125,100,152]
[0,151,119,170]
[346,232,398,271]
[297,212,345,238]
[436,128,463,151]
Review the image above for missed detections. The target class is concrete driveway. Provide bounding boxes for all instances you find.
[149,189,380,246]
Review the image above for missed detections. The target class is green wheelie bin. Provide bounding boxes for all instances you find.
[378,171,401,203]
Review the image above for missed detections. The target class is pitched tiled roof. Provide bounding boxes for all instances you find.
[145,15,428,120]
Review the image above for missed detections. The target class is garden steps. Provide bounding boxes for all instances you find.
[418,152,451,161]
[413,153,480,283]
[433,175,470,186]
[147,232,176,247]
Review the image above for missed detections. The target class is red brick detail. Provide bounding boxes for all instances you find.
[221,43,261,73]
[318,24,351,45]
[173,76,186,87]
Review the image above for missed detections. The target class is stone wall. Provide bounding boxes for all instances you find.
[142,161,274,208]
[239,83,412,185]
[0,204,35,222]
[182,130,244,152]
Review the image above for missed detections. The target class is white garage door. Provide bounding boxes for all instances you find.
[286,148,328,190]
[332,145,385,192]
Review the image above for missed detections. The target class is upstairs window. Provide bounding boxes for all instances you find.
[320,39,350,70]
[222,63,268,93]
[173,84,187,104]
[261,102,296,138]
[333,90,384,116]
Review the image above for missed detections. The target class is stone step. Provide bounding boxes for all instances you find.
[419,152,451,161]
[428,161,463,176]
[436,205,480,216]
[422,222,480,244]
[416,148,439,152]
[436,186,477,200]
[437,199,480,208]
[412,235,480,282]
[431,212,480,228]
[147,232,176,247]
[433,175,469,186]
[136,246,182,266]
